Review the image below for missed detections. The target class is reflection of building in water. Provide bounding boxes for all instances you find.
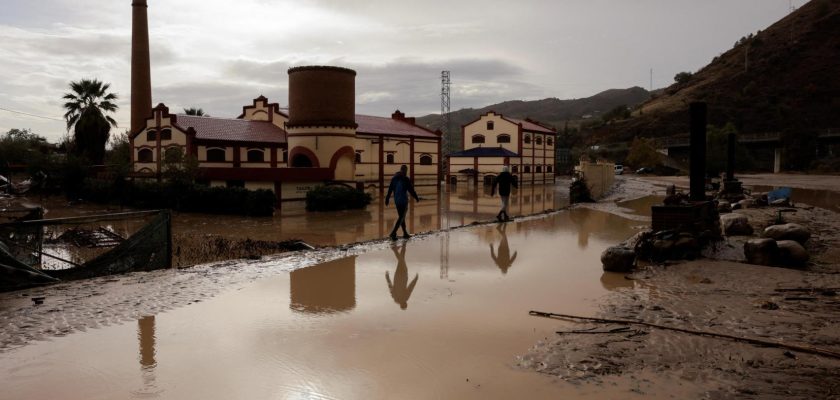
[568,207,640,249]
[290,256,356,313]
[490,223,518,274]
[386,242,418,310]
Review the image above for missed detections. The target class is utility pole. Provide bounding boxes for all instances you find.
[649,68,653,91]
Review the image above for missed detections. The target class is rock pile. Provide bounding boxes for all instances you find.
[742,223,811,268]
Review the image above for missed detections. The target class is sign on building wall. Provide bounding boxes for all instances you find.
[281,182,321,200]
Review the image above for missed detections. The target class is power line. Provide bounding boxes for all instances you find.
[0,107,64,122]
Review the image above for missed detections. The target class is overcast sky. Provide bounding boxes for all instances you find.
[0,0,805,141]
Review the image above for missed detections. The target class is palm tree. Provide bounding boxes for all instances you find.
[62,79,118,164]
[183,107,209,117]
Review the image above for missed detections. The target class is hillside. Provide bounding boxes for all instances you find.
[416,87,651,149]
[590,0,840,143]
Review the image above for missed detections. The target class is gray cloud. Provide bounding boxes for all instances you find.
[0,0,808,142]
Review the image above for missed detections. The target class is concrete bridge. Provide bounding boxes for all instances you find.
[657,130,840,173]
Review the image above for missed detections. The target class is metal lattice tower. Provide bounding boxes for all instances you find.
[439,70,451,279]
[441,71,451,159]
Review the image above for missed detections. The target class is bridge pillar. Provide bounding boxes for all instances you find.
[774,147,782,173]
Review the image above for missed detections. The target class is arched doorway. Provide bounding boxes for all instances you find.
[291,153,313,167]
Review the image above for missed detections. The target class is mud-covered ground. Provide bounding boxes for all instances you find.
[519,176,840,399]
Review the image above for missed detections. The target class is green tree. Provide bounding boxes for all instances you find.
[625,137,661,168]
[674,71,693,84]
[105,131,132,176]
[183,107,209,116]
[62,79,119,165]
[162,147,200,186]
[0,129,49,173]
[601,105,631,123]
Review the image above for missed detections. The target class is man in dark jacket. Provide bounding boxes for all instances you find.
[491,165,517,221]
[385,165,420,240]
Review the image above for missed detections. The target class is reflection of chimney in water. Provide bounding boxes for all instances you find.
[138,315,156,368]
[131,0,152,134]
[290,256,356,313]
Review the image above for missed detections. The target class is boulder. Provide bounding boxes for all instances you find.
[776,240,809,268]
[717,200,731,213]
[763,223,810,244]
[674,236,700,259]
[744,238,778,266]
[721,213,754,236]
[738,198,756,209]
[601,246,636,272]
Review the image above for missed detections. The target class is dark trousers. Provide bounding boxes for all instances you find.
[390,203,408,236]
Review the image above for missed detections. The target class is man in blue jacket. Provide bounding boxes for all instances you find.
[385,165,420,240]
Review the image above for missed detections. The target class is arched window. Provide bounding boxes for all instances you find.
[247,149,265,163]
[146,130,156,141]
[486,121,494,130]
[523,135,531,144]
[472,134,485,144]
[160,129,172,141]
[497,134,511,143]
[207,148,226,162]
[547,165,553,173]
[512,165,519,173]
[524,165,531,173]
[547,137,554,146]
[536,165,542,173]
[137,148,153,163]
[355,152,362,163]
[291,153,313,167]
[535,136,543,145]
[386,153,395,164]
[163,146,183,163]
[419,154,433,165]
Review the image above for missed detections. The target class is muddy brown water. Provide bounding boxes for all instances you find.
[749,185,840,213]
[0,208,694,399]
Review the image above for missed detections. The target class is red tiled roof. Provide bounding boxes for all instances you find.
[176,115,286,144]
[355,114,439,138]
[504,117,555,134]
[174,114,436,144]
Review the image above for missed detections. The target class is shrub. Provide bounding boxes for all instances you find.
[306,185,372,211]
[81,180,276,216]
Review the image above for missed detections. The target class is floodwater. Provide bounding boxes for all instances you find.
[0,207,667,399]
[749,185,840,213]
[6,182,568,247]
[173,182,568,245]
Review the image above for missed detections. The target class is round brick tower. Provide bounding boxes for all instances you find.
[286,66,357,181]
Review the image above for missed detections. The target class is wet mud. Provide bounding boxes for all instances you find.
[520,261,840,399]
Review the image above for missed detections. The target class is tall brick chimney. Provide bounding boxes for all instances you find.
[131,0,152,134]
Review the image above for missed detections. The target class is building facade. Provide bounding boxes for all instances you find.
[448,111,556,185]
[130,69,441,202]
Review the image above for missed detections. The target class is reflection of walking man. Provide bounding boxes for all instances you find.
[386,241,418,310]
[490,223,518,274]
[491,165,517,222]
[385,164,420,240]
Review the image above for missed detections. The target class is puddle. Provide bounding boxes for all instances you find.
[615,195,664,217]
[0,208,670,399]
[749,185,840,212]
